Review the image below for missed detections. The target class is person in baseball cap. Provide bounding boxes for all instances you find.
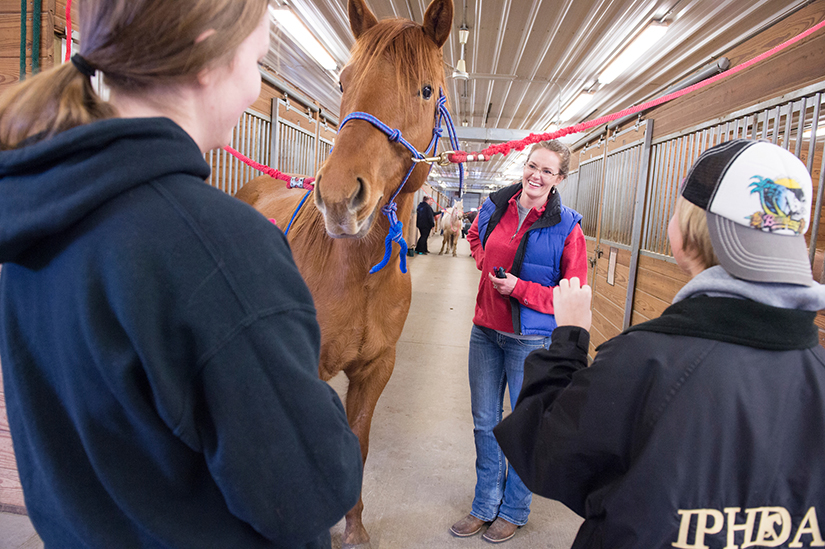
[492,139,825,548]
[681,138,815,286]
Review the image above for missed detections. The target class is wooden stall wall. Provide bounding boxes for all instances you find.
[0,0,56,93]
[564,123,652,355]
[569,0,825,355]
[633,0,825,331]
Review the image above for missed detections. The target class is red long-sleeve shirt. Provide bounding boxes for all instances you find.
[467,194,588,334]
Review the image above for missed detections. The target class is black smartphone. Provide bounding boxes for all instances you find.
[494,267,506,279]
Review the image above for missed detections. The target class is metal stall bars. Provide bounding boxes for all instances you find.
[573,154,605,241]
[205,108,272,195]
[574,122,653,343]
[641,80,825,274]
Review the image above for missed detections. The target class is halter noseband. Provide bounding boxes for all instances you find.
[337,89,464,274]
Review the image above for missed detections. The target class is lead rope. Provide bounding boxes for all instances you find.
[449,18,825,164]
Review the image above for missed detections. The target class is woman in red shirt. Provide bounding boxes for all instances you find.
[450,140,588,543]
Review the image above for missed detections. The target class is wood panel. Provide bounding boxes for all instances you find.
[630,287,671,325]
[53,0,75,37]
[631,254,690,324]
[648,2,825,139]
[0,1,56,94]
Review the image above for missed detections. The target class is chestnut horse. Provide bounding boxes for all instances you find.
[234,0,453,547]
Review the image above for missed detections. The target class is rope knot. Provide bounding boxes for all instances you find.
[388,129,402,142]
[369,202,407,274]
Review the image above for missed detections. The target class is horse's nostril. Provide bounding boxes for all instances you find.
[349,178,368,211]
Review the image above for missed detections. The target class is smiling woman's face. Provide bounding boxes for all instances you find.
[520,148,563,208]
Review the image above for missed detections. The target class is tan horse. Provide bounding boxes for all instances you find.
[438,201,463,256]
[234,0,453,546]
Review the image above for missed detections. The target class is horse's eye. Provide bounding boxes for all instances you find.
[420,85,433,100]
[338,81,344,93]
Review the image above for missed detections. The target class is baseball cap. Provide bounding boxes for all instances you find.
[681,139,814,286]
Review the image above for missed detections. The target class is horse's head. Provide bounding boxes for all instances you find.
[314,0,453,239]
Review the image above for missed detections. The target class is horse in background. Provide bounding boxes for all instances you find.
[438,200,463,256]
[234,0,453,547]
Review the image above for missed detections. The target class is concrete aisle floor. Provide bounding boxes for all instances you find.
[0,235,582,549]
[328,235,582,548]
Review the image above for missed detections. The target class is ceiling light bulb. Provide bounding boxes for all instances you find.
[459,27,469,45]
[452,59,469,80]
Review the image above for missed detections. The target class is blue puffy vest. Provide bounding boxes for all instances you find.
[477,183,583,336]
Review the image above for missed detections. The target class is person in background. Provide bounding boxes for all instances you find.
[416,195,437,254]
[0,1,362,547]
[494,139,825,548]
[450,140,588,543]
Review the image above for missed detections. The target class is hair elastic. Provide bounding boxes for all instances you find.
[71,54,97,78]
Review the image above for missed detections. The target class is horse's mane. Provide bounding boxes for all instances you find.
[347,18,447,118]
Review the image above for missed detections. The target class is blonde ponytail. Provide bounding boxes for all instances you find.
[0,0,268,151]
[0,62,115,150]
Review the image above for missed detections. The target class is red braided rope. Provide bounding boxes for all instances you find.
[222,146,315,190]
[64,0,72,62]
[450,18,825,163]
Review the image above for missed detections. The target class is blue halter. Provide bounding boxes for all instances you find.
[337,89,464,274]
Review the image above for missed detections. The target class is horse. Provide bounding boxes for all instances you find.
[438,201,463,256]
[234,0,453,547]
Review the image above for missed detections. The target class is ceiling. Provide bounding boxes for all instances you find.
[264,0,811,194]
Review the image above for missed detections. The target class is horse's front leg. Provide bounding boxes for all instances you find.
[340,350,395,549]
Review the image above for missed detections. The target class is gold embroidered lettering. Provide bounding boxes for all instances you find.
[723,507,757,549]
[789,507,825,547]
[673,509,725,549]
[745,507,791,547]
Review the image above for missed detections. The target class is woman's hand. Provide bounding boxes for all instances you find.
[553,277,592,331]
[488,271,517,296]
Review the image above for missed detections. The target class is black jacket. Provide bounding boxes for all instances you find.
[416,200,435,230]
[495,296,825,548]
[0,118,362,548]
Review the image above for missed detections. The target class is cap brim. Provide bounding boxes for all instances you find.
[707,213,813,286]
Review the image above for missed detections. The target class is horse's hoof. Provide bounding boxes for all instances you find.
[342,542,372,549]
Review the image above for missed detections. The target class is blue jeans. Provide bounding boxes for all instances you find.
[468,325,550,526]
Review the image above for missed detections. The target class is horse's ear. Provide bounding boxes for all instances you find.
[422,0,453,48]
[349,0,379,39]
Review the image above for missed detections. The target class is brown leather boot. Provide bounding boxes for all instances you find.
[482,517,520,543]
[450,514,488,537]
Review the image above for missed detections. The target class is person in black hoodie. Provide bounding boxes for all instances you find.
[0,1,362,548]
[415,196,437,254]
[494,140,825,548]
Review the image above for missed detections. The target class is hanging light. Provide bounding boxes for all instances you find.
[452,24,470,80]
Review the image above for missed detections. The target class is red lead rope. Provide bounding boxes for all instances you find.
[449,18,825,164]
[223,146,315,190]
[62,4,824,177]
[64,0,72,62]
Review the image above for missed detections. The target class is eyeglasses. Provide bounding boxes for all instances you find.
[524,162,563,179]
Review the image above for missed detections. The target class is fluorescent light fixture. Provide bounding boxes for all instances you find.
[269,6,338,72]
[560,92,594,122]
[458,26,469,45]
[598,22,668,85]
